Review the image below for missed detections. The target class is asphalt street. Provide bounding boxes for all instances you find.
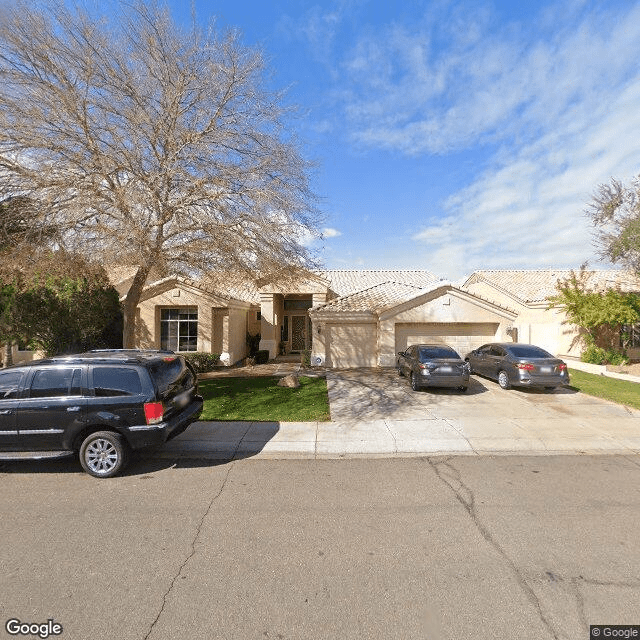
[1,454,639,640]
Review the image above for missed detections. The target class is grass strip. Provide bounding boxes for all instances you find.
[569,368,640,410]
[198,376,330,422]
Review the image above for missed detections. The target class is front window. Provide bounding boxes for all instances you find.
[160,308,198,352]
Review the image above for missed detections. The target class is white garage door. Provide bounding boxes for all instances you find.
[395,322,499,356]
[327,324,377,368]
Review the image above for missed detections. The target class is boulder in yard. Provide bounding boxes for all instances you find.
[277,374,300,388]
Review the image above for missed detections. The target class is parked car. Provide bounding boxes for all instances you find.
[397,344,470,392]
[0,350,203,478]
[464,343,570,390]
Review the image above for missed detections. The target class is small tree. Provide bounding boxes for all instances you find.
[549,268,640,363]
[0,1,321,348]
[588,175,640,274]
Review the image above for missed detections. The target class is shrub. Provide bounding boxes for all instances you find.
[581,345,629,366]
[255,350,269,364]
[300,349,311,367]
[246,332,261,356]
[183,352,221,373]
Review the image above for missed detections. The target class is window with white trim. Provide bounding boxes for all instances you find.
[160,308,198,352]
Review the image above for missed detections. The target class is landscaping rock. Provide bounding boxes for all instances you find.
[277,374,300,388]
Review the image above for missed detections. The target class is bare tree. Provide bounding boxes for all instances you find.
[588,176,640,275]
[0,0,321,347]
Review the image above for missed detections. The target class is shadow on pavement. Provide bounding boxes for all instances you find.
[0,422,282,477]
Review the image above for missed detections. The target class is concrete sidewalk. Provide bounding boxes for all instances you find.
[162,369,640,460]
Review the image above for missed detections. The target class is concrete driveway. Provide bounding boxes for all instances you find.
[324,368,640,455]
[160,367,640,461]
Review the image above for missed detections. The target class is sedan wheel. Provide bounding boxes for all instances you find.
[79,431,129,478]
[497,370,511,390]
[410,372,420,392]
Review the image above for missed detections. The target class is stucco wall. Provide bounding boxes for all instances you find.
[137,284,250,364]
[463,281,581,357]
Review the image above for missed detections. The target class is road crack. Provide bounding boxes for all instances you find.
[425,456,560,640]
[143,462,235,640]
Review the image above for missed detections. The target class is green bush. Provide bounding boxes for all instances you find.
[301,349,311,367]
[183,352,221,373]
[246,332,261,357]
[255,350,269,364]
[581,345,629,366]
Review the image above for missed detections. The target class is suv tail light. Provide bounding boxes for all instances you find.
[558,363,567,371]
[516,363,535,371]
[144,402,164,425]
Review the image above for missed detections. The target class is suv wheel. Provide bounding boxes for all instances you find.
[497,370,511,390]
[79,431,129,478]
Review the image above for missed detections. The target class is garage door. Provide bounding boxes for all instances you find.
[327,324,377,368]
[395,322,499,356]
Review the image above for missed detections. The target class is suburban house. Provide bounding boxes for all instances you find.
[113,268,640,369]
[5,268,638,368]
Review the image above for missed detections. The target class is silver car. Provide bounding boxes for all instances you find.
[397,344,470,392]
[465,343,570,390]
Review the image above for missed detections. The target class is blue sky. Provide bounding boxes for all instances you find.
[170,0,640,280]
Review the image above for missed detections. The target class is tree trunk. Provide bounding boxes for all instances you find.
[3,341,13,367]
[122,266,151,349]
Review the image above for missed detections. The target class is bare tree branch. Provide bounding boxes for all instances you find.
[0,0,321,346]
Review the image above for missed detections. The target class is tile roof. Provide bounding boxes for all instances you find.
[320,270,439,297]
[313,279,519,315]
[464,269,640,304]
[312,281,430,314]
[140,275,260,305]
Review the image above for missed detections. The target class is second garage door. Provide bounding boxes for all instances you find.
[395,322,499,356]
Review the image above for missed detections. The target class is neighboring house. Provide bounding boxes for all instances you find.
[7,267,639,368]
[463,269,640,359]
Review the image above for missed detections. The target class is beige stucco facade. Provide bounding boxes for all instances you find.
[136,278,257,365]
[310,285,517,368]
[462,279,581,358]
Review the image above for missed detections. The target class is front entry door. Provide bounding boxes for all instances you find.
[291,315,307,352]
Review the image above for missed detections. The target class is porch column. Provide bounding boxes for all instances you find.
[259,293,278,359]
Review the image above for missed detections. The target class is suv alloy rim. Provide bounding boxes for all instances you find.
[84,437,119,474]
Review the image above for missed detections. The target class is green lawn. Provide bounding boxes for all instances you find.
[569,368,640,410]
[198,376,331,421]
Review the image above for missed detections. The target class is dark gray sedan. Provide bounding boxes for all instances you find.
[465,343,570,390]
[397,344,470,392]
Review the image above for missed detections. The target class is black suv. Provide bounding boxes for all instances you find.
[0,350,203,478]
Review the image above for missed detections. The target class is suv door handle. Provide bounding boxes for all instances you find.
[66,406,81,412]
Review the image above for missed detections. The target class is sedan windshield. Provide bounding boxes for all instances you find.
[507,345,553,359]
[418,347,460,361]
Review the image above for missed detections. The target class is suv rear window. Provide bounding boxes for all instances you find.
[93,367,142,397]
[147,357,195,397]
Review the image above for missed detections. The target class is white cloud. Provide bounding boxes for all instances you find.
[339,3,640,155]
[322,227,342,238]
[412,77,640,278]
